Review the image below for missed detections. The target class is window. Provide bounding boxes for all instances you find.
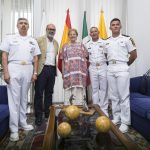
[10,0,33,35]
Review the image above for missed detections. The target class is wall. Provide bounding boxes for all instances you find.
[127,0,150,77]
[33,0,126,41]
[0,0,12,40]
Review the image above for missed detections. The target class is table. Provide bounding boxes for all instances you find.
[42,104,140,150]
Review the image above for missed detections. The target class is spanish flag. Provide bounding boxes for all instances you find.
[98,9,108,39]
[58,9,72,72]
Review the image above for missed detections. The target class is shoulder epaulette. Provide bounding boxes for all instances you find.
[122,34,130,37]
[104,37,110,40]
[85,39,90,44]
[129,37,136,46]
[82,39,90,45]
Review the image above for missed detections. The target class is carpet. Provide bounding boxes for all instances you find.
[0,114,46,150]
[0,114,150,150]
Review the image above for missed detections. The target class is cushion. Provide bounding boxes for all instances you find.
[130,97,150,119]
[130,76,142,92]
[0,104,9,122]
[147,77,150,96]
[147,110,150,120]
[139,76,148,95]
[130,92,148,100]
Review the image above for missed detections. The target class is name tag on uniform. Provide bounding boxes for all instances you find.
[11,40,19,45]
[13,41,18,43]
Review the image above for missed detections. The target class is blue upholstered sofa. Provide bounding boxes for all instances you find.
[130,76,150,141]
[0,85,9,140]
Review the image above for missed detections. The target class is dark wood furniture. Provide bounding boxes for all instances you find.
[42,104,140,150]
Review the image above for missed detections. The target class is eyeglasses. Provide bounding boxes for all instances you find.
[47,28,56,31]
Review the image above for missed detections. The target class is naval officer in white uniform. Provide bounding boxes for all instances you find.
[0,18,41,141]
[86,27,108,116]
[105,18,137,133]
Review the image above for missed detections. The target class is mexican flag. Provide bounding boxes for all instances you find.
[82,11,89,44]
[82,11,90,87]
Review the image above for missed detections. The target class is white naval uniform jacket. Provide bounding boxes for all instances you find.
[0,33,41,63]
[104,34,136,72]
[86,39,107,65]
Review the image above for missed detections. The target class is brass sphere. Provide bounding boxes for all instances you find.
[65,105,80,120]
[95,116,111,133]
[57,122,71,138]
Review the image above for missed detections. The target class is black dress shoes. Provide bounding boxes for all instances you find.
[35,116,42,126]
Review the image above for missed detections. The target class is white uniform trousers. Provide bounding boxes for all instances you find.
[107,67,131,125]
[89,64,108,115]
[7,63,33,133]
[64,87,86,105]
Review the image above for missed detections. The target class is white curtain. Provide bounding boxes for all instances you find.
[0,0,33,39]
[33,0,127,103]
[34,0,127,40]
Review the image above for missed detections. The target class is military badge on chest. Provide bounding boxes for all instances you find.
[11,40,19,45]
[106,43,109,46]
[29,41,35,45]
[88,47,91,55]
[12,41,18,44]
[29,41,35,54]
[30,47,35,53]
